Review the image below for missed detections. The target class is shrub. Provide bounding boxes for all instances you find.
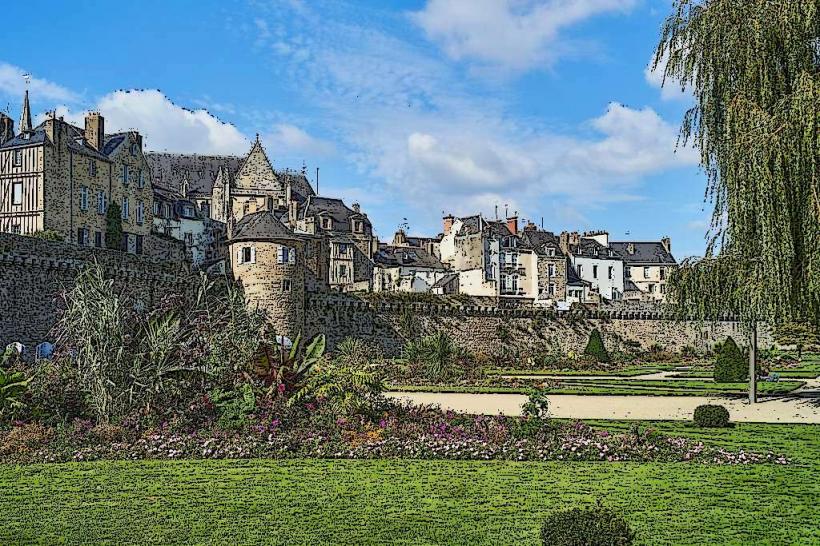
[402,332,464,381]
[0,351,29,419]
[540,504,635,546]
[694,404,730,428]
[714,336,746,382]
[522,388,550,420]
[25,360,89,425]
[584,329,610,363]
[292,359,385,416]
[0,423,54,457]
[209,384,256,430]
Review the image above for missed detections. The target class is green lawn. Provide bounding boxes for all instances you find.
[391,379,804,396]
[492,364,684,377]
[1,422,817,545]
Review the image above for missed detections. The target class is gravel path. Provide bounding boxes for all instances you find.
[386,391,820,424]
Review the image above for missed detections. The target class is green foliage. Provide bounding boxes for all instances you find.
[104,203,123,250]
[0,350,29,418]
[657,1,820,325]
[774,323,820,358]
[30,230,63,241]
[584,329,610,363]
[693,404,731,428]
[403,332,463,381]
[714,336,746,383]
[292,360,384,416]
[253,333,326,396]
[209,384,256,430]
[522,388,550,420]
[540,503,635,546]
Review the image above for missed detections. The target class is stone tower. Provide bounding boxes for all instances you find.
[229,211,306,339]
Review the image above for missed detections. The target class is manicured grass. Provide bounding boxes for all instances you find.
[494,367,667,377]
[391,379,804,397]
[1,422,817,545]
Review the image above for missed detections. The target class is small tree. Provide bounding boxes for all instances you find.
[105,202,123,250]
[774,323,820,359]
[584,329,610,363]
[714,336,746,383]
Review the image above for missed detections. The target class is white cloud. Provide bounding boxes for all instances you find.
[263,123,336,157]
[645,51,690,101]
[411,0,638,72]
[0,62,79,103]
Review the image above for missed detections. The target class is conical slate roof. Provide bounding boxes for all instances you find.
[231,211,301,243]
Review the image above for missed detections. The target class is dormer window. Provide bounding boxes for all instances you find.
[322,217,332,230]
[354,220,363,233]
[130,143,139,156]
[547,247,555,257]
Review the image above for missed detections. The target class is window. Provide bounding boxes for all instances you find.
[76,227,89,246]
[153,201,160,216]
[511,275,519,292]
[122,198,129,221]
[121,233,130,252]
[643,266,650,279]
[184,232,193,246]
[97,191,106,214]
[547,247,555,257]
[10,224,21,234]
[577,264,583,276]
[11,182,23,206]
[660,267,666,280]
[339,264,347,277]
[94,231,103,248]
[164,203,172,218]
[137,169,144,188]
[547,263,555,277]
[267,197,274,211]
[282,279,292,292]
[122,165,129,185]
[608,266,613,280]
[322,217,332,230]
[79,186,88,211]
[135,235,144,255]
[183,205,194,217]
[592,265,598,279]
[548,283,555,296]
[89,160,97,177]
[649,283,656,293]
[354,220,363,233]
[130,143,138,156]
[239,246,255,264]
[277,246,296,265]
[660,284,666,294]
[13,150,22,166]
[136,201,144,225]
[625,266,632,278]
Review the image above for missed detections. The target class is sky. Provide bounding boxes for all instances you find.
[1,0,713,258]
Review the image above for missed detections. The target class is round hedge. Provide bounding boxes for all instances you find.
[541,505,634,545]
[693,404,731,428]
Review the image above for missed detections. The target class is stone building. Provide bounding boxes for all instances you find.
[372,243,450,293]
[0,92,153,254]
[609,238,677,302]
[560,231,624,302]
[392,228,442,259]
[229,210,306,339]
[519,224,568,306]
[153,185,226,268]
[296,196,378,291]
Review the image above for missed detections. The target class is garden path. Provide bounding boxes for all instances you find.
[385,392,820,423]
[500,371,702,381]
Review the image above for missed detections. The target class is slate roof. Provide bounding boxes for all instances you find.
[609,241,677,265]
[102,133,128,156]
[301,195,370,233]
[566,259,590,287]
[0,120,120,163]
[145,152,317,200]
[455,215,514,239]
[520,229,564,256]
[431,272,459,289]
[406,235,442,247]
[374,245,447,270]
[231,210,301,243]
[0,129,48,149]
[570,238,620,260]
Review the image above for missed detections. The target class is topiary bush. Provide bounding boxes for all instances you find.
[583,329,610,363]
[541,504,635,545]
[694,404,730,428]
[714,336,746,382]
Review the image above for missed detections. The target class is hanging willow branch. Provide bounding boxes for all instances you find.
[656,0,820,325]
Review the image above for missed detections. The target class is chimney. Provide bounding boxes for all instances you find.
[393,229,407,246]
[0,113,13,145]
[352,202,361,214]
[443,214,454,236]
[506,215,518,235]
[627,242,635,255]
[523,222,537,232]
[84,112,104,151]
[661,237,671,253]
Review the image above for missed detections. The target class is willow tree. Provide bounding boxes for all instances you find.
[654,0,819,402]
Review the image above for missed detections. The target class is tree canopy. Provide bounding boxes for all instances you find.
[655,0,819,325]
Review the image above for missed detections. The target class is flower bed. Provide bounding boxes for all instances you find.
[0,402,789,466]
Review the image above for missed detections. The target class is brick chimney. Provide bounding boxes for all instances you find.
[661,237,671,253]
[506,215,518,235]
[84,112,104,151]
[352,202,361,214]
[0,113,13,145]
[393,229,407,246]
[443,214,454,236]
[559,231,580,255]
[523,222,537,232]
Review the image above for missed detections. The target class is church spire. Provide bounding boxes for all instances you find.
[19,90,32,133]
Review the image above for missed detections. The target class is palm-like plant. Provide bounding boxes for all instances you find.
[0,350,29,417]
[253,333,326,396]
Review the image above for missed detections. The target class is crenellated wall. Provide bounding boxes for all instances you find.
[304,294,770,357]
[0,233,193,349]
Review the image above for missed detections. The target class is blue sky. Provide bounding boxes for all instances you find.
[2,0,711,258]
